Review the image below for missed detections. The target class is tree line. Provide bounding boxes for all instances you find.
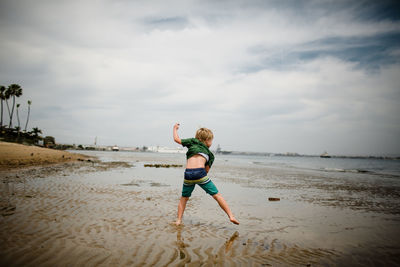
[0,83,43,144]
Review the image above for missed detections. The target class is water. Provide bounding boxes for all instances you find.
[73,150,400,214]
[75,150,400,176]
[216,153,400,178]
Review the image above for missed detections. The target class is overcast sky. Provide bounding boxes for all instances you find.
[1,0,399,155]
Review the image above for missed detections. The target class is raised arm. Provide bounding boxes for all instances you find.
[173,123,182,144]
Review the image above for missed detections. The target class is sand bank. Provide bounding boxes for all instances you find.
[0,141,89,170]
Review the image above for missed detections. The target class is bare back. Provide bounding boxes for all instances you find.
[186,154,207,169]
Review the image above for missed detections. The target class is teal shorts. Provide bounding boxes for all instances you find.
[182,180,219,197]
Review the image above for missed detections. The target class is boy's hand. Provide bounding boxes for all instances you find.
[173,123,182,144]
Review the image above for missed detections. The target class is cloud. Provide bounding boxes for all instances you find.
[0,0,399,155]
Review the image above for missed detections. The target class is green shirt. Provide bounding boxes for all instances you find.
[181,138,215,168]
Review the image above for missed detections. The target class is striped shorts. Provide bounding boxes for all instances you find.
[182,168,218,197]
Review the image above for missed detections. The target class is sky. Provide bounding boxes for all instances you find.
[1,0,399,156]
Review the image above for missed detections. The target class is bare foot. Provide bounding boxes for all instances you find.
[175,219,182,226]
[230,217,239,225]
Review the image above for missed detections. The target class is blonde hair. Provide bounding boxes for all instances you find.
[195,127,214,143]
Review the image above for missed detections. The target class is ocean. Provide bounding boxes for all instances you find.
[79,150,400,177]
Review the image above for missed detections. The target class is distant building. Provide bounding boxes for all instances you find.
[148,146,186,153]
[44,136,55,148]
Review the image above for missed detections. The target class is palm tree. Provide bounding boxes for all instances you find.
[8,84,23,128]
[16,103,21,130]
[24,100,32,132]
[0,85,6,129]
[4,86,11,126]
[31,127,42,138]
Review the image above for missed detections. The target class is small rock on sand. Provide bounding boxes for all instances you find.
[268,197,280,201]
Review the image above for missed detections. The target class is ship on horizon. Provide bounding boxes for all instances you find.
[320,151,331,158]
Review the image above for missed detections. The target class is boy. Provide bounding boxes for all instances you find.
[173,123,239,226]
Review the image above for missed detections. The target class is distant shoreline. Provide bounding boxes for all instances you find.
[70,146,400,160]
[218,151,400,160]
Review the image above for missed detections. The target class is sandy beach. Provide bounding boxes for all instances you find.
[1,148,400,266]
[0,141,90,170]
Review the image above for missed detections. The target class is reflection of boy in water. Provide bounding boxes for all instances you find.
[173,123,239,226]
[176,227,238,260]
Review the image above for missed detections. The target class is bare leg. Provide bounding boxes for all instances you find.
[212,193,239,225]
[175,196,189,225]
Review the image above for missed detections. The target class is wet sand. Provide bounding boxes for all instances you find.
[1,151,399,266]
